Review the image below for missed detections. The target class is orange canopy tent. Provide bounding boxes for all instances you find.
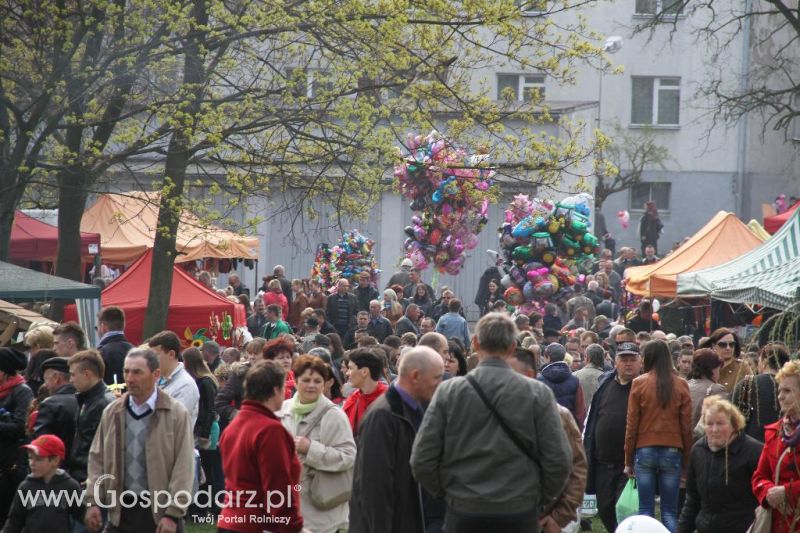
[63,249,247,346]
[764,202,800,234]
[80,192,259,264]
[624,211,766,298]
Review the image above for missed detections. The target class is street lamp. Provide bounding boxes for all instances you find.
[597,36,624,128]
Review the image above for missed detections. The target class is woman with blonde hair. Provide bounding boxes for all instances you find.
[752,360,800,533]
[677,397,762,533]
[381,288,404,327]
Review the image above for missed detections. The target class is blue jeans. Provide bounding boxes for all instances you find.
[635,446,682,533]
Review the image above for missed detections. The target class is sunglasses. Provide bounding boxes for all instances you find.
[716,341,736,349]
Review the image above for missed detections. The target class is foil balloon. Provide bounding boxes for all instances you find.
[396,130,498,275]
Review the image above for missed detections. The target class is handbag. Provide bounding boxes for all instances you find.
[747,447,791,533]
[297,402,353,510]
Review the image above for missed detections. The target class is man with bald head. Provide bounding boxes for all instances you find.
[350,346,444,533]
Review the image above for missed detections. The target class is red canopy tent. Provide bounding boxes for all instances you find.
[10,211,101,263]
[764,202,800,234]
[64,249,246,345]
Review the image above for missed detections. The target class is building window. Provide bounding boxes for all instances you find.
[515,0,548,14]
[631,77,680,126]
[497,74,546,102]
[630,182,671,211]
[284,69,335,98]
[635,0,683,16]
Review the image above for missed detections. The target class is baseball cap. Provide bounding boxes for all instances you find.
[400,258,413,268]
[616,342,640,356]
[23,434,66,460]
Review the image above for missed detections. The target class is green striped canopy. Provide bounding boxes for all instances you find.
[676,208,800,310]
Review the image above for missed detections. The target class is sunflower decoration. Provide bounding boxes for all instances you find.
[184,327,212,348]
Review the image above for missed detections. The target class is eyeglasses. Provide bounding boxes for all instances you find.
[716,341,736,349]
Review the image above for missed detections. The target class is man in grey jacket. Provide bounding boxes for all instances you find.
[411,312,572,533]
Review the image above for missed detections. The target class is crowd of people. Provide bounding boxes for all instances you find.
[0,255,798,533]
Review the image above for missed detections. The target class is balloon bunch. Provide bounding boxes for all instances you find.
[498,193,600,306]
[395,131,496,275]
[311,230,379,290]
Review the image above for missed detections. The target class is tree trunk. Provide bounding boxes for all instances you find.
[55,168,90,282]
[141,0,207,339]
[0,182,25,261]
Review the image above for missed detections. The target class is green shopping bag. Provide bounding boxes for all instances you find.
[615,478,639,523]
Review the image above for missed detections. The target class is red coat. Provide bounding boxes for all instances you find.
[752,420,800,533]
[263,291,290,323]
[218,400,303,533]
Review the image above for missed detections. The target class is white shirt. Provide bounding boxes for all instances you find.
[128,388,158,417]
[160,362,199,428]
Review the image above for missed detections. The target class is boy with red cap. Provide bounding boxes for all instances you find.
[1,434,83,533]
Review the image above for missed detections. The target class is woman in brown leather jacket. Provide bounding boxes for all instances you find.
[625,340,693,533]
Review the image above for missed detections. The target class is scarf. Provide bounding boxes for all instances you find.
[781,416,800,448]
[343,381,388,434]
[0,374,25,400]
[292,396,320,423]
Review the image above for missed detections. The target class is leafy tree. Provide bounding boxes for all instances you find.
[594,123,670,210]
[3,0,612,333]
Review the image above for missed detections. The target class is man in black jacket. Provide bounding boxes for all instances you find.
[367,300,393,343]
[349,346,444,533]
[354,271,379,312]
[326,278,359,337]
[96,306,133,386]
[34,358,78,454]
[66,350,115,484]
[584,342,641,533]
[0,348,35,524]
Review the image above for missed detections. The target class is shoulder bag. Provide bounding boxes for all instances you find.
[466,374,542,473]
[747,447,791,533]
[298,402,354,510]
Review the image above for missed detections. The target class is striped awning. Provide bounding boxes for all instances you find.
[676,207,800,310]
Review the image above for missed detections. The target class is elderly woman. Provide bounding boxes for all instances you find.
[677,398,762,533]
[688,349,729,430]
[381,288,404,327]
[22,325,54,395]
[279,355,356,533]
[752,360,800,533]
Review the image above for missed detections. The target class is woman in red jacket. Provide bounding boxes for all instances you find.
[217,360,303,533]
[263,279,290,321]
[752,360,800,533]
[624,340,693,533]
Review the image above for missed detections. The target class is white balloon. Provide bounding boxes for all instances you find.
[652,299,661,313]
[616,515,670,533]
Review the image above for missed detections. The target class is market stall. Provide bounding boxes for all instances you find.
[678,208,800,310]
[80,192,259,265]
[64,249,247,345]
[625,211,765,298]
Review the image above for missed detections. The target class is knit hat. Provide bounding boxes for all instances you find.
[0,347,27,375]
[23,434,66,460]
